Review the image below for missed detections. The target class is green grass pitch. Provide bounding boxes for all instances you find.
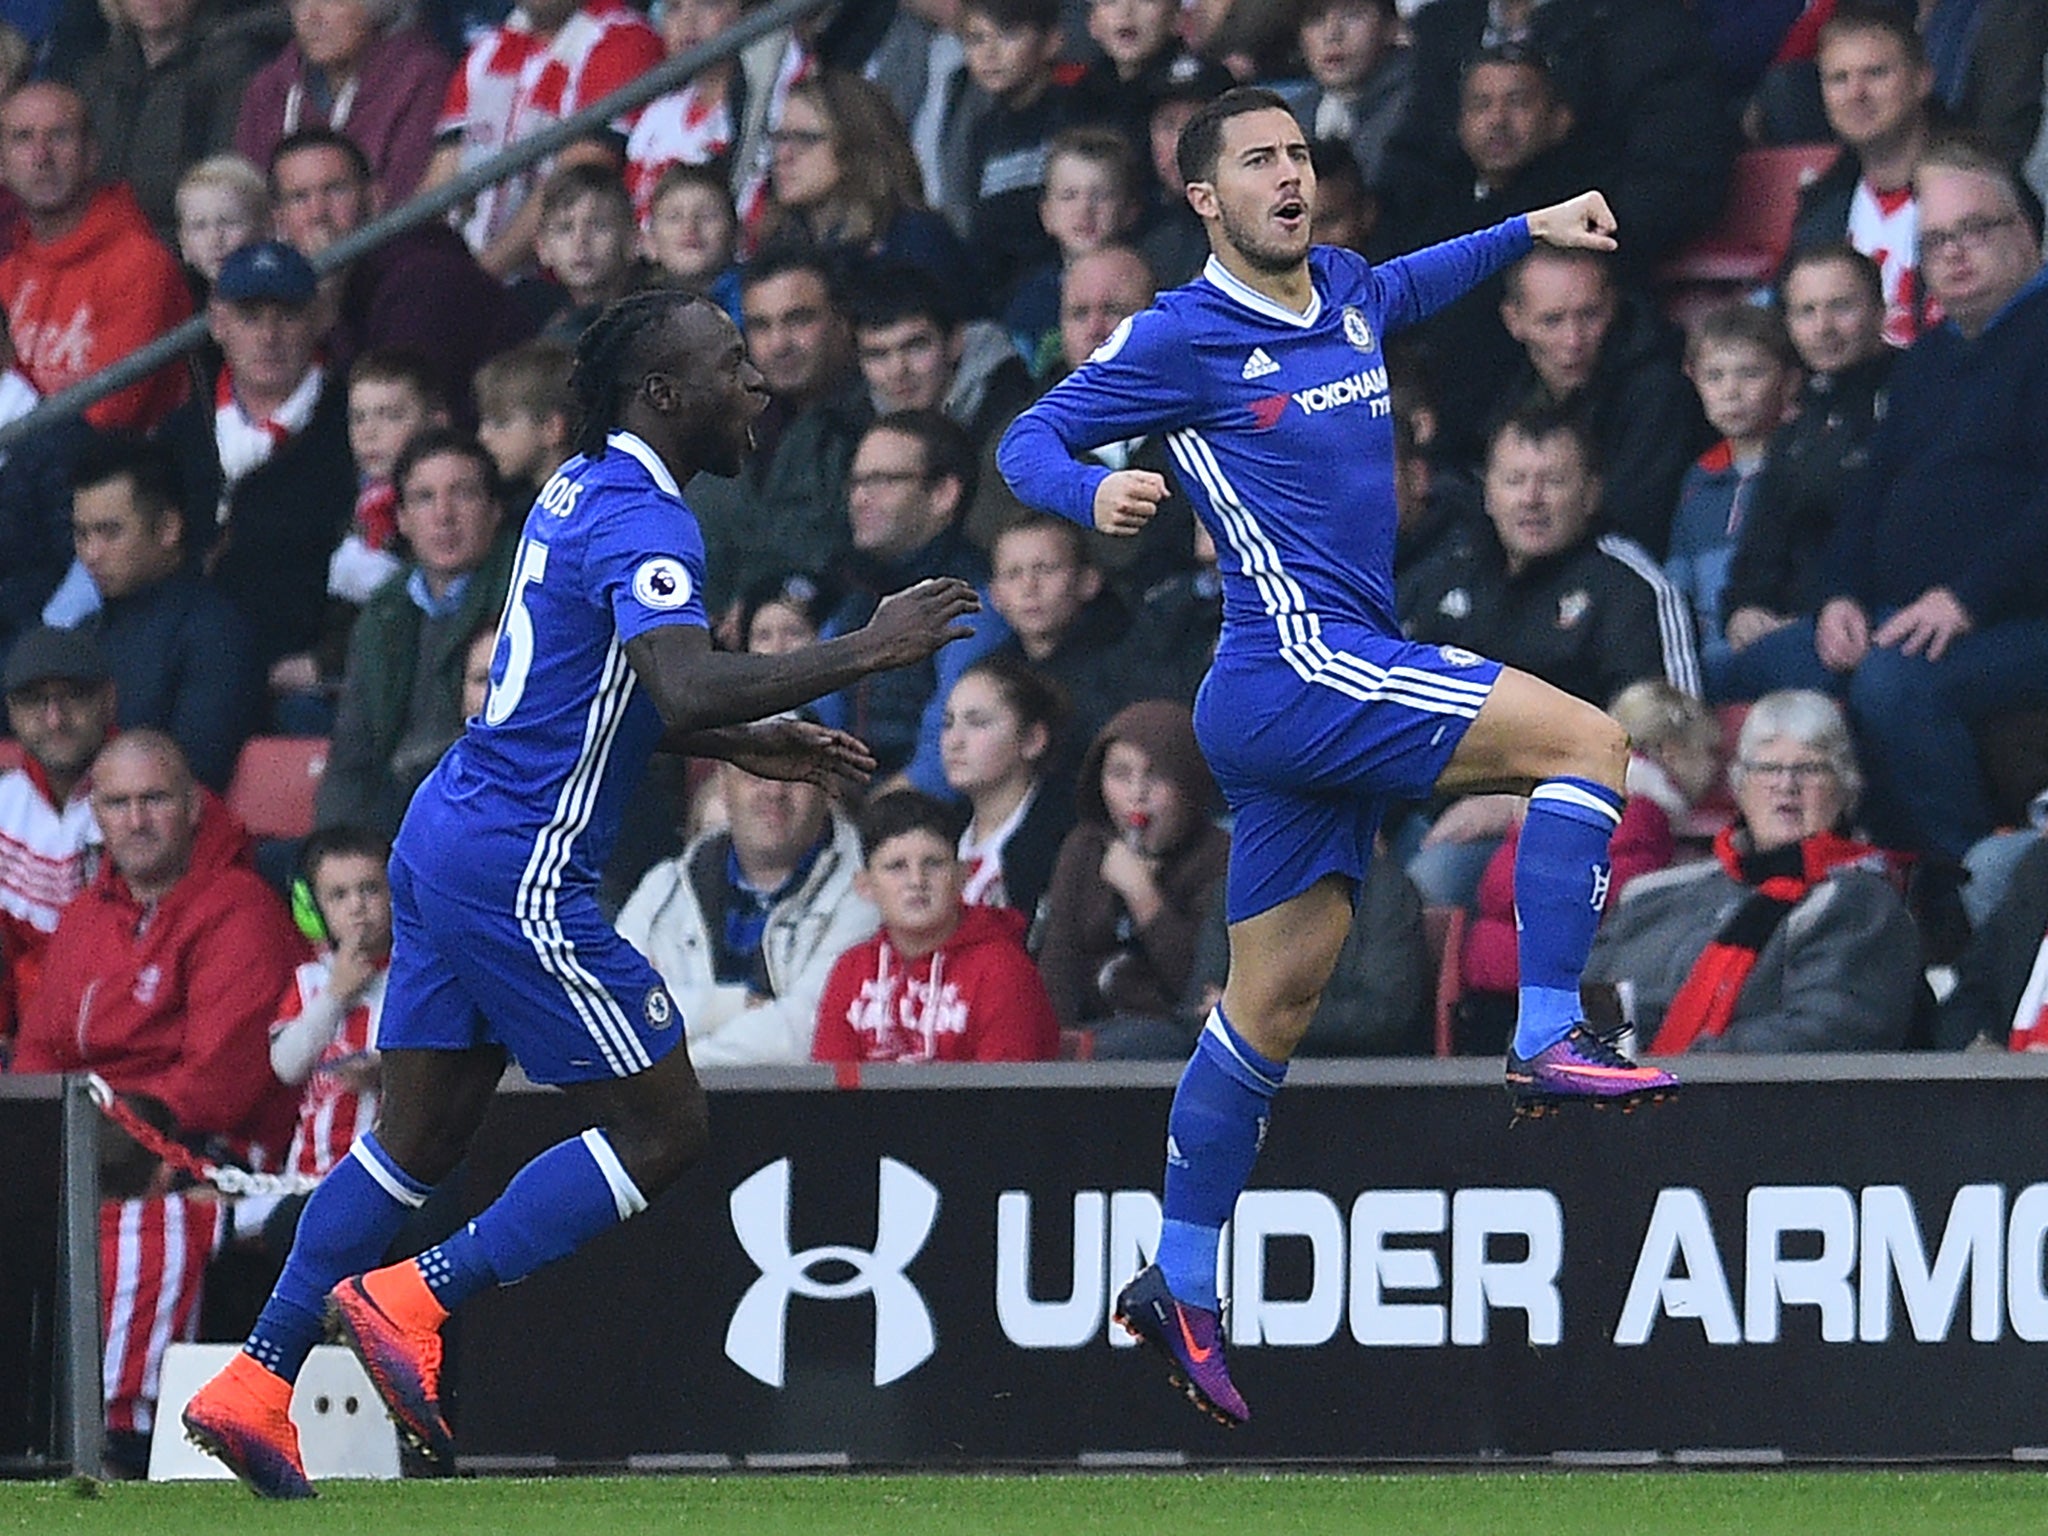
[4,1471,2045,1534]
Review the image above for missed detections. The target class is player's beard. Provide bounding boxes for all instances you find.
[1218,200,1310,275]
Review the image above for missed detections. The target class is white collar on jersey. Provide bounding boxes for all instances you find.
[1202,254,1322,328]
[607,430,684,499]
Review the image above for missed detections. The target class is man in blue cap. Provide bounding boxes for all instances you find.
[155,238,358,715]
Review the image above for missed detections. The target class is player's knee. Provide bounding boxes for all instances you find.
[608,1082,710,1196]
[1559,705,1627,792]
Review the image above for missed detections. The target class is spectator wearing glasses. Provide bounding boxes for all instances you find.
[750,70,974,313]
[1584,689,1919,1054]
[1713,139,2048,865]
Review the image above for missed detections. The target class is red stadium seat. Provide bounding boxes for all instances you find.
[1660,143,1842,288]
[1421,904,1467,1058]
[226,736,329,840]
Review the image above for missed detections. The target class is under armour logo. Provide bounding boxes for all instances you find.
[725,1157,940,1388]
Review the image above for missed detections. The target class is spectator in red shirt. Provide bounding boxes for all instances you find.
[813,789,1058,1063]
[0,625,112,1052]
[0,81,192,431]
[13,728,304,1162]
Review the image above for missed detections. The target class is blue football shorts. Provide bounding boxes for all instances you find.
[377,846,683,1084]
[1195,631,1502,923]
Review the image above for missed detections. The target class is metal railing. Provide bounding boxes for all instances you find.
[0,0,839,453]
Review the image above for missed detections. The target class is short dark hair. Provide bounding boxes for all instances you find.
[71,432,183,521]
[1779,241,1885,309]
[1486,400,1599,476]
[1177,85,1296,188]
[739,246,839,302]
[1817,1,1927,67]
[846,264,956,334]
[349,346,447,412]
[300,823,391,887]
[648,161,736,220]
[536,159,633,225]
[1685,300,1798,371]
[956,650,1069,740]
[268,125,373,187]
[393,427,499,504]
[857,789,965,862]
[867,409,974,497]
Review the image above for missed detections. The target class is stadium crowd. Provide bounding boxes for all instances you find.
[0,0,2045,1467]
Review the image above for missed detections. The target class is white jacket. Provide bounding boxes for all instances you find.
[614,813,877,1066]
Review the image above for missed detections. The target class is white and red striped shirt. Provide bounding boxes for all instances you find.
[437,1,664,253]
[0,763,99,1033]
[0,765,97,938]
[1846,179,1941,347]
[273,956,388,1180]
[624,41,808,231]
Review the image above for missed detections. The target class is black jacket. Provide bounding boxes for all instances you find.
[1720,350,1893,623]
[1399,519,1700,705]
[0,412,92,663]
[157,373,357,668]
[86,568,263,792]
[1382,0,1736,269]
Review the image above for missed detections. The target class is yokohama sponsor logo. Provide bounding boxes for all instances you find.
[1292,364,1389,415]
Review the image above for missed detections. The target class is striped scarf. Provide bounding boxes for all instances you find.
[1651,825,1886,1054]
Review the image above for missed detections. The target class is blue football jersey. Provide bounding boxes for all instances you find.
[999,225,1532,657]
[398,431,708,891]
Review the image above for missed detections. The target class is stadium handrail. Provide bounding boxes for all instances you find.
[0,0,838,455]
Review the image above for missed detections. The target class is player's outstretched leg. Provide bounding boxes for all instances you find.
[183,1132,435,1499]
[1115,878,1352,1426]
[1501,777,1676,1117]
[335,1048,708,1465]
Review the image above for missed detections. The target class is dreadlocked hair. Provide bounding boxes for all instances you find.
[568,288,704,460]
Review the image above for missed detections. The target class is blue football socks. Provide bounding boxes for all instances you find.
[417,1130,647,1311]
[1155,1008,1287,1312]
[245,1133,432,1382]
[1513,776,1625,1057]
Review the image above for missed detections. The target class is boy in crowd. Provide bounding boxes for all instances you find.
[531,163,640,346]
[1279,0,1411,187]
[1005,126,1147,370]
[962,0,1073,308]
[337,350,450,609]
[265,827,394,1219]
[812,790,1059,1063]
[1664,304,1802,664]
[639,163,742,321]
[473,340,576,508]
[1070,0,1182,145]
